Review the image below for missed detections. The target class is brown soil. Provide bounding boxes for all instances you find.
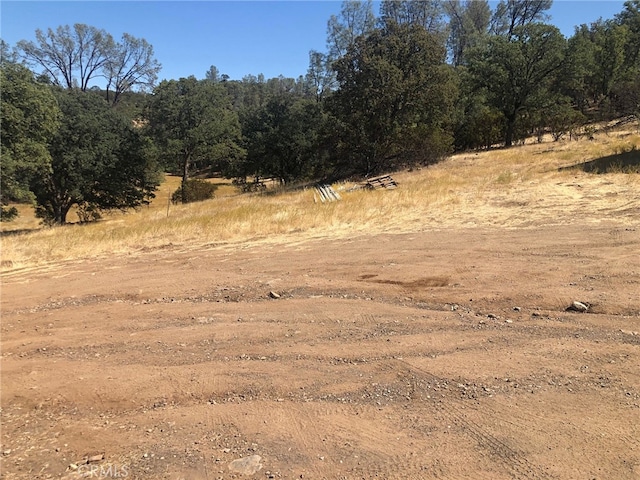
[2,224,639,479]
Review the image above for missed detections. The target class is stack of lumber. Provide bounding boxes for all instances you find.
[364,175,397,189]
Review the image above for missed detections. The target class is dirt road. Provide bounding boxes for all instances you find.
[2,225,639,479]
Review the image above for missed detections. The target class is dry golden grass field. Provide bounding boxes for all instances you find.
[1,123,640,479]
[2,122,639,272]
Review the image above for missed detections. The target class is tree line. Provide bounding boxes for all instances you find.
[2,0,639,224]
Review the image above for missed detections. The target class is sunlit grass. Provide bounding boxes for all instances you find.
[2,124,639,271]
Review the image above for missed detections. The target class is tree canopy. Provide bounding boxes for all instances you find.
[0,63,60,221]
[146,77,245,203]
[29,90,160,224]
[467,22,567,146]
[3,0,640,227]
[241,96,326,183]
[329,22,457,175]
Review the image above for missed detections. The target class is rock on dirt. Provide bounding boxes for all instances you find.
[567,301,589,312]
[228,454,263,475]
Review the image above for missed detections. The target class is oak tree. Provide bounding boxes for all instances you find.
[0,63,60,220]
[146,77,245,203]
[329,23,457,175]
[29,90,160,224]
[467,23,566,146]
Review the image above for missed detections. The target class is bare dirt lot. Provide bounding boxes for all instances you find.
[2,222,639,479]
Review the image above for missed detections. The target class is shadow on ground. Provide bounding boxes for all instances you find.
[0,228,38,238]
[560,150,640,173]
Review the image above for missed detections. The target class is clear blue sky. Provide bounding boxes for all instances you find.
[0,1,628,85]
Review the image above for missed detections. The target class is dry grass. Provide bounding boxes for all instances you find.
[2,124,639,272]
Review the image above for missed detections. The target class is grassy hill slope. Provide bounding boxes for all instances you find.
[2,122,638,272]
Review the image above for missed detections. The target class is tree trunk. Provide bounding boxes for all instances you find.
[59,205,71,225]
[505,112,517,147]
[181,153,190,204]
[54,201,72,225]
[54,203,64,225]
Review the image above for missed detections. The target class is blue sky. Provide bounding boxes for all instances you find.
[0,1,629,85]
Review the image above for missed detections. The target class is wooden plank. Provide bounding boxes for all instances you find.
[315,184,341,202]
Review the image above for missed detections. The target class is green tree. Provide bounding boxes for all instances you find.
[205,65,222,83]
[0,63,60,221]
[445,0,491,66]
[616,0,640,72]
[467,23,566,146]
[452,69,505,150]
[614,2,640,119]
[591,20,629,99]
[563,18,633,118]
[329,23,457,176]
[561,24,599,113]
[146,77,245,203]
[29,90,159,225]
[380,0,448,35]
[327,0,377,59]
[223,74,268,117]
[306,50,336,102]
[0,39,19,64]
[307,1,376,101]
[241,96,326,183]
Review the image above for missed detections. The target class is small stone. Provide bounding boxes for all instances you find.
[513,307,521,312]
[87,454,104,463]
[505,319,513,324]
[269,291,281,299]
[487,314,498,319]
[3,449,11,456]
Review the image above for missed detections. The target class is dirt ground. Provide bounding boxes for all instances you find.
[2,223,640,479]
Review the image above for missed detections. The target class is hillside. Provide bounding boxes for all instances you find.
[1,125,640,479]
[2,121,639,273]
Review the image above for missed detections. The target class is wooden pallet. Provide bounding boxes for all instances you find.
[314,184,341,202]
[364,175,397,190]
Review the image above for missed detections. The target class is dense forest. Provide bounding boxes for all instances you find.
[2,0,640,224]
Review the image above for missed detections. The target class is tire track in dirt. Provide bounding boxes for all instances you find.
[281,404,327,479]
[302,402,445,480]
[477,398,640,477]
[380,358,555,480]
[353,454,448,480]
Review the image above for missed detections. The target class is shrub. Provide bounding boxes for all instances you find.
[171,179,217,204]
